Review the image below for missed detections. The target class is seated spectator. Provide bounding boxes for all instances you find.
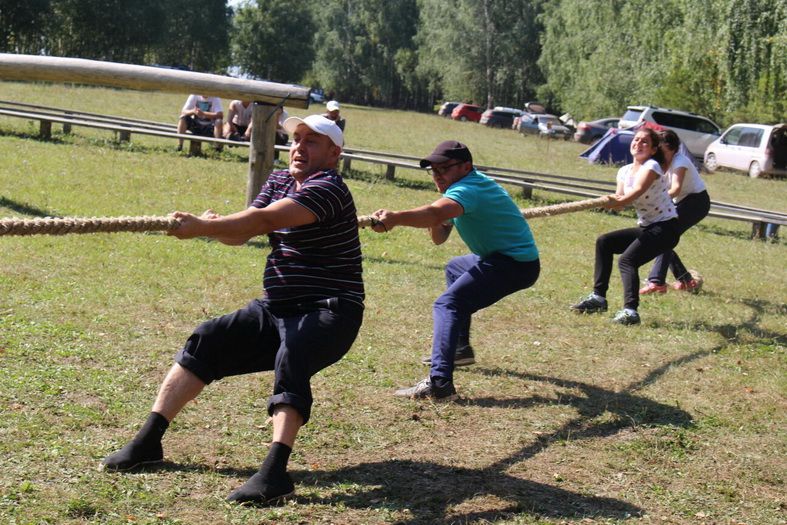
[177,94,223,151]
[323,100,345,131]
[223,100,253,141]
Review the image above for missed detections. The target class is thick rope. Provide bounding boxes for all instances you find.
[0,196,611,236]
[0,216,180,236]
[357,195,611,228]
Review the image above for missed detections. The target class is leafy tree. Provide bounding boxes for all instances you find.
[150,0,232,72]
[0,0,51,53]
[310,0,427,108]
[232,0,315,82]
[46,0,167,63]
[418,0,545,109]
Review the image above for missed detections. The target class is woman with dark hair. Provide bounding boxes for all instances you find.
[571,128,680,325]
[640,129,710,294]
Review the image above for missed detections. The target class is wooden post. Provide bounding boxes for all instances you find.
[385,164,396,181]
[246,102,279,206]
[342,157,352,172]
[62,112,72,134]
[521,184,533,199]
[118,130,131,142]
[751,221,766,240]
[189,140,202,156]
[39,120,51,139]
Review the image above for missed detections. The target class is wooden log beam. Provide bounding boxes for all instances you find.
[0,54,311,109]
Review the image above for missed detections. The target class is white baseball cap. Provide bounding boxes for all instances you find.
[282,114,343,147]
[326,100,340,112]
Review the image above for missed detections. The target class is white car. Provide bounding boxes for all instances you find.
[619,105,721,159]
[704,123,787,178]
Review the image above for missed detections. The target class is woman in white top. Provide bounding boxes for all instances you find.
[640,129,711,294]
[571,128,680,325]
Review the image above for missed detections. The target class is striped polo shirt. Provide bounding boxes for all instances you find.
[252,169,364,307]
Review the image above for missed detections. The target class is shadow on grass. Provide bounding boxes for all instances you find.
[0,195,58,217]
[291,352,706,523]
[299,459,640,523]
[652,293,786,346]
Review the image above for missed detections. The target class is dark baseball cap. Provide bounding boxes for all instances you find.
[419,140,473,168]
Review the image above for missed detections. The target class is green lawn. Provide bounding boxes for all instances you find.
[0,81,785,524]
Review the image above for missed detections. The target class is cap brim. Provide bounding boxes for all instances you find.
[282,116,306,136]
[419,154,452,168]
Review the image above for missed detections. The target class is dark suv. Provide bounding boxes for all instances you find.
[480,107,522,128]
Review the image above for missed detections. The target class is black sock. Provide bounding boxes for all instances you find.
[226,442,295,503]
[258,442,292,478]
[102,412,169,470]
[133,412,169,445]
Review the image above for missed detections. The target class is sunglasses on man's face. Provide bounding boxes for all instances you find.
[427,161,464,177]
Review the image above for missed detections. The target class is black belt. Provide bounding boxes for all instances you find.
[264,297,340,316]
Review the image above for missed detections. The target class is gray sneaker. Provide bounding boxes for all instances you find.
[394,377,458,401]
[571,294,608,313]
[421,345,476,367]
[612,309,641,325]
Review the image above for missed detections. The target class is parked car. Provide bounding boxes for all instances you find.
[480,107,522,128]
[574,117,619,144]
[451,103,483,122]
[513,102,547,129]
[516,112,557,134]
[309,88,326,104]
[438,101,460,117]
[537,115,572,139]
[619,105,720,158]
[704,123,787,178]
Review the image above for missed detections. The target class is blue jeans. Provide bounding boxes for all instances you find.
[430,253,540,382]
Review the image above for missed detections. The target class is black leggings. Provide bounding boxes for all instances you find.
[593,219,680,310]
[647,191,711,284]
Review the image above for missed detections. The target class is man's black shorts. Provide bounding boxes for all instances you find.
[175,297,363,423]
[182,114,216,137]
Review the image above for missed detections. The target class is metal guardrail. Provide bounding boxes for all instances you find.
[1,101,784,230]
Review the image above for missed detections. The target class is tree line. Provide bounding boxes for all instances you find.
[1,0,784,125]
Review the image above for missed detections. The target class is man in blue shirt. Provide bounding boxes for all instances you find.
[371,140,540,400]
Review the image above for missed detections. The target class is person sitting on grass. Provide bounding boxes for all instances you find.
[177,94,223,151]
[101,115,364,506]
[639,129,710,294]
[571,127,679,325]
[370,140,540,401]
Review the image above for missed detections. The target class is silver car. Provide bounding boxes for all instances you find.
[619,105,721,159]
[704,123,787,178]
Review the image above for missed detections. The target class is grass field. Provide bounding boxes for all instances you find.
[0,81,785,525]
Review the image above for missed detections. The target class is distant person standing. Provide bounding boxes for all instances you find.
[222,100,253,141]
[323,100,346,131]
[177,94,223,151]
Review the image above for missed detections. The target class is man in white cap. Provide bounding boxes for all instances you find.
[323,100,346,131]
[101,115,364,505]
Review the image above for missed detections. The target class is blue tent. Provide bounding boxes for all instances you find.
[579,127,634,165]
[580,122,698,167]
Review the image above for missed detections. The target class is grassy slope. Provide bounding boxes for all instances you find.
[0,81,784,525]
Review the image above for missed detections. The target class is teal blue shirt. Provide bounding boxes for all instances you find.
[444,169,539,262]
